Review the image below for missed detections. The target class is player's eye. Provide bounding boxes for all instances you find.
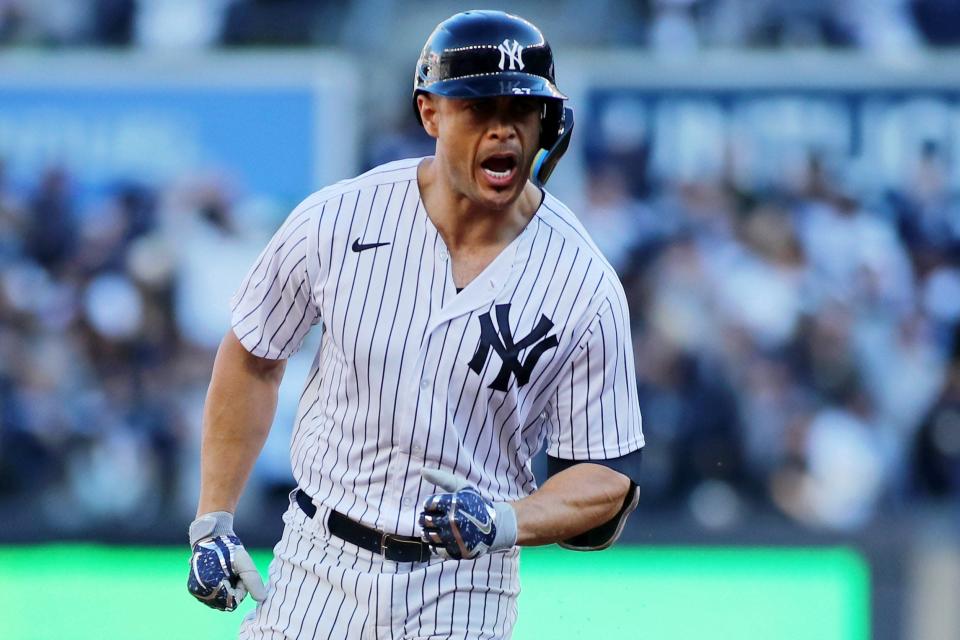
[468,101,493,115]
[512,99,540,115]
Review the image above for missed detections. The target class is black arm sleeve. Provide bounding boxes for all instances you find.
[546,448,642,551]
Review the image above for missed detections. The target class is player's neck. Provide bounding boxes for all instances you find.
[417,157,539,252]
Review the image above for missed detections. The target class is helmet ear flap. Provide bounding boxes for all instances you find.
[539,101,563,149]
[532,106,574,187]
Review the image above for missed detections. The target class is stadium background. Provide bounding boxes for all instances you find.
[3,1,960,638]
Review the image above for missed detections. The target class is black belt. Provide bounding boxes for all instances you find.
[295,489,431,563]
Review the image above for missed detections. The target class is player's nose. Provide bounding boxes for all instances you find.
[487,121,517,141]
[486,99,521,140]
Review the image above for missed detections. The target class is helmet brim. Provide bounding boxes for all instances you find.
[419,71,567,101]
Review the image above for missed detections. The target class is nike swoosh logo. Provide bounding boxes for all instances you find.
[352,238,390,253]
[460,507,493,535]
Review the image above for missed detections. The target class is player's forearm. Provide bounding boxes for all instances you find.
[196,330,286,516]
[510,463,630,546]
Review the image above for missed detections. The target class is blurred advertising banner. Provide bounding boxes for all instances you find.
[0,53,358,202]
[557,52,960,196]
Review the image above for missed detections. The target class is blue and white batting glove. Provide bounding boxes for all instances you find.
[187,511,266,612]
[418,469,518,560]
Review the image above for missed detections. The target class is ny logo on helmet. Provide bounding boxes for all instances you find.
[468,304,558,392]
[497,39,525,71]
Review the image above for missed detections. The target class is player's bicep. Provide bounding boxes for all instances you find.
[221,329,287,382]
[545,297,644,473]
[230,200,323,360]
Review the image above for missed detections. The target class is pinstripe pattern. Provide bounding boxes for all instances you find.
[231,158,643,638]
[239,505,520,639]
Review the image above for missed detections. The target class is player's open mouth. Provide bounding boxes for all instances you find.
[479,153,518,188]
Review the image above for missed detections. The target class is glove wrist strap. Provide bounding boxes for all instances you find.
[189,511,235,546]
[491,502,518,551]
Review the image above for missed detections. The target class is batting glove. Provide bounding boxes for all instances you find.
[418,468,518,560]
[187,511,266,612]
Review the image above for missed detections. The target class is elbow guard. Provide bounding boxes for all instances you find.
[547,449,642,551]
[557,480,639,551]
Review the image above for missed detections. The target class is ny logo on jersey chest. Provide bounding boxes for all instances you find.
[468,303,558,392]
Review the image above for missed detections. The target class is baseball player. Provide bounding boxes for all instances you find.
[187,10,644,639]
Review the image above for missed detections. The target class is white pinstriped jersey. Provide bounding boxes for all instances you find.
[230,157,644,540]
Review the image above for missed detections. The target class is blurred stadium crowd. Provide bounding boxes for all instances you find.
[1,0,960,51]
[0,161,287,533]
[581,136,960,532]
[3,1,960,541]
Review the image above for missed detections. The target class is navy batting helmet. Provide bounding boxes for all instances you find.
[413,10,574,187]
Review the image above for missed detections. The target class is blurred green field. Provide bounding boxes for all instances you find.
[0,544,869,640]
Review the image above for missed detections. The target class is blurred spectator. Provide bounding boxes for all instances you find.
[892,140,960,262]
[751,0,856,47]
[135,0,229,49]
[365,119,436,171]
[0,0,24,44]
[24,167,77,275]
[648,0,701,53]
[910,0,960,46]
[913,329,960,498]
[735,354,811,487]
[586,96,651,199]
[772,386,890,530]
[12,0,89,45]
[221,0,340,46]
[796,191,914,314]
[855,311,943,440]
[92,0,135,46]
[580,165,660,275]
[712,202,807,349]
[0,160,25,263]
[699,0,756,47]
[165,177,265,349]
[635,335,745,504]
[845,0,921,54]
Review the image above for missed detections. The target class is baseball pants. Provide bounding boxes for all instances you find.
[238,495,521,639]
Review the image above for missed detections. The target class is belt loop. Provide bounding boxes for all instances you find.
[313,501,331,539]
[294,488,333,539]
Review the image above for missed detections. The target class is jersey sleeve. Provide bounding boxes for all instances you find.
[545,289,644,463]
[230,197,324,360]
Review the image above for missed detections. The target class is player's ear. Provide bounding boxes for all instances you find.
[417,94,440,139]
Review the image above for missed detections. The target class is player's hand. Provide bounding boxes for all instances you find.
[418,468,518,560]
[187,512,266,612]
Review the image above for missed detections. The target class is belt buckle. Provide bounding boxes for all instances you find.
[380,533,423,562]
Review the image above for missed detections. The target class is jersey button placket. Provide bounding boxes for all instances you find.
[386,358,427,521]
[389,349,432,526]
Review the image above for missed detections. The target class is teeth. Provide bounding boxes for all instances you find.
[483,167,512,179]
